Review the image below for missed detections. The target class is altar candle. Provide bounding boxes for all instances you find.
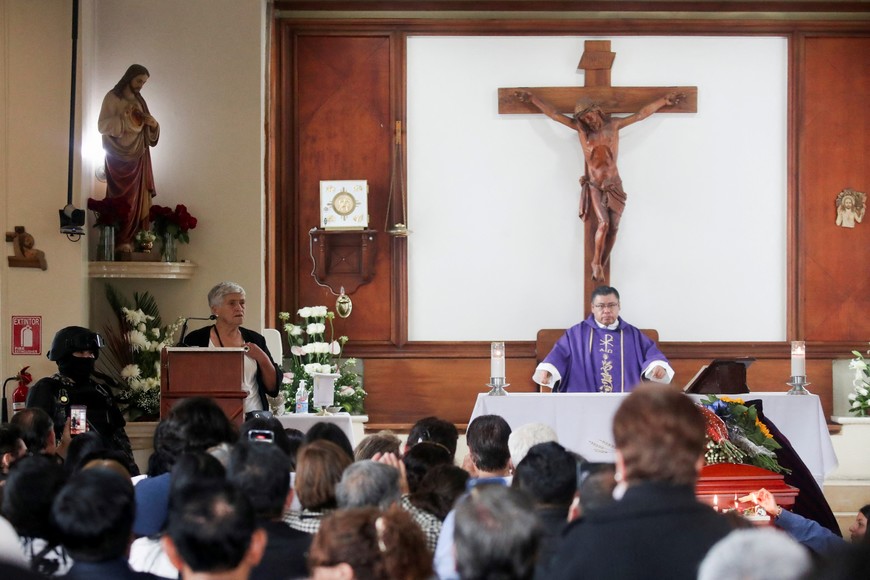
[791,341,806,377]
[734,494,739,510]
[491,342,505,379]
[713,495,718,512]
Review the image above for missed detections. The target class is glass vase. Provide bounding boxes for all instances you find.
[96,226,115,261]
[161,233,177,262]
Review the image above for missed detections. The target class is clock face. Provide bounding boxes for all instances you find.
[332,191,356,216]
[320,180,369,230]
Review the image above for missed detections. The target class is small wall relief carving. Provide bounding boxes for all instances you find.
[835,188,866,229]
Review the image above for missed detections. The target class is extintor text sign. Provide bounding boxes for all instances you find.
[12,316,41,355]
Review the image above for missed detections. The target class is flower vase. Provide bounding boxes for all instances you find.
[161,233,177,262]
[96,226,116,261]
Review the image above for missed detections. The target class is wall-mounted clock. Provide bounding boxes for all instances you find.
[320,180,369,230]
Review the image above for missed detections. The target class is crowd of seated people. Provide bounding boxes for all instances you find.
[0,395,868,580]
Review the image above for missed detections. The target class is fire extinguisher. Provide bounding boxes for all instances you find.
[12,366,32,416]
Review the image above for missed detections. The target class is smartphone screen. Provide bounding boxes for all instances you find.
[70,405,87,436]
[247,429,274,443]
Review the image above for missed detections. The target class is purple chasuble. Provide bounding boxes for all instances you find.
[542,315,669,393]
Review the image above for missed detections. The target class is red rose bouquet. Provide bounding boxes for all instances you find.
[149,204,198,243]
[88,196,131,229]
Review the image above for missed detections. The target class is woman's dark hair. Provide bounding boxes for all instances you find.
[284,428,304,471]
[295,440,352,511]
[409,464,470,521]
[304,422,354,462]
[2,454,67,541]
[402,442,452,495]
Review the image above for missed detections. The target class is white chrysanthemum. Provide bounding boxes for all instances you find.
[121,364,141,380]
[128,330,148,350]
[311,306,328,317]
[302,344,315,354]
[320,364,334,374]
[151,327,161,338]
[298,307,312,318]
[290,326,303,336]
[304,363,321,375]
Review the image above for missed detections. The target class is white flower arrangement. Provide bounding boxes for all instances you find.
[278,306,366,414]
[100,285,186,421]
[114,306,184,419]
[848,344,870,417]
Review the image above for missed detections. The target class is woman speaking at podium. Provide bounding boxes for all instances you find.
[182,282,280,417]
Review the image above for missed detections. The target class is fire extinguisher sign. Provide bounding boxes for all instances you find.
[12,316,41,355]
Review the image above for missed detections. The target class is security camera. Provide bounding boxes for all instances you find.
[59,204,86,240]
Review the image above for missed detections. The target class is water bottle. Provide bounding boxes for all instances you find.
[295,381,309,414]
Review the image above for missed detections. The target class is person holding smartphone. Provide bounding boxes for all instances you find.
[26,326,138,475]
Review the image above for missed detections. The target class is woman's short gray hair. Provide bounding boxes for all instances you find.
[208,282,245,308]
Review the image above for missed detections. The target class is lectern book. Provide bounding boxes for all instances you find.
[684,358,755,394]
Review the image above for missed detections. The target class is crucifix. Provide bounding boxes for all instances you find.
[499,40,697,307]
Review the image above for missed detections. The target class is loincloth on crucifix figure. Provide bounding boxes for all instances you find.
[579,172,626,282]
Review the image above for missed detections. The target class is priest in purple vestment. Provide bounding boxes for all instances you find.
[534,286,674,393]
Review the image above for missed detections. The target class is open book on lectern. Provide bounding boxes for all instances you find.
[683,358,755,394]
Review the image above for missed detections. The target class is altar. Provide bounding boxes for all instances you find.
[469,392,838,485]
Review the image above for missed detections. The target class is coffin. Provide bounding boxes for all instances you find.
[696,463,798,522]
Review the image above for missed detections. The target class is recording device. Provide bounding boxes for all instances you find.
[177,314,217,346]
[59,203,86,239]
[247,429,275,443]
[70,405,87,436]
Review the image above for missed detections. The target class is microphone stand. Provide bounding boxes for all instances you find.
[177,315,216,346]
[2,376,18,423]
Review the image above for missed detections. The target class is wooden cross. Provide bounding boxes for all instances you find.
[499,40,697,307]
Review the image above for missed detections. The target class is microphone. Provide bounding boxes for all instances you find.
[177,315,217,346]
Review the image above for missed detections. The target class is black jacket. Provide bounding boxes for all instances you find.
[182,325,281,411]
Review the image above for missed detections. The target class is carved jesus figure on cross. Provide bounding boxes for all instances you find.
[515,90,685,281]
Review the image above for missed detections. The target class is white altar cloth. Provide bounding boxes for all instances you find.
[276,412,356,447]
[470,392,837,483]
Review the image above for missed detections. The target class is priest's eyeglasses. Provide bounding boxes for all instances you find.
[591,302,620,310]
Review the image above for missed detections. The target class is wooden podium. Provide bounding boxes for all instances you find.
[160,347,247,425]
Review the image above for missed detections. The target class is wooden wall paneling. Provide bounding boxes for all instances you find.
[362,343,842,430]
[797,36,870,341]
[272,17,869,432]
[292,32,396,340]
[363,357,539,429]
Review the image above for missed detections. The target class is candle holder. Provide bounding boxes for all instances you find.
[786,375,811,396]
[487,342,508,396]
[788,341,810,395]
[487,376,510,397]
